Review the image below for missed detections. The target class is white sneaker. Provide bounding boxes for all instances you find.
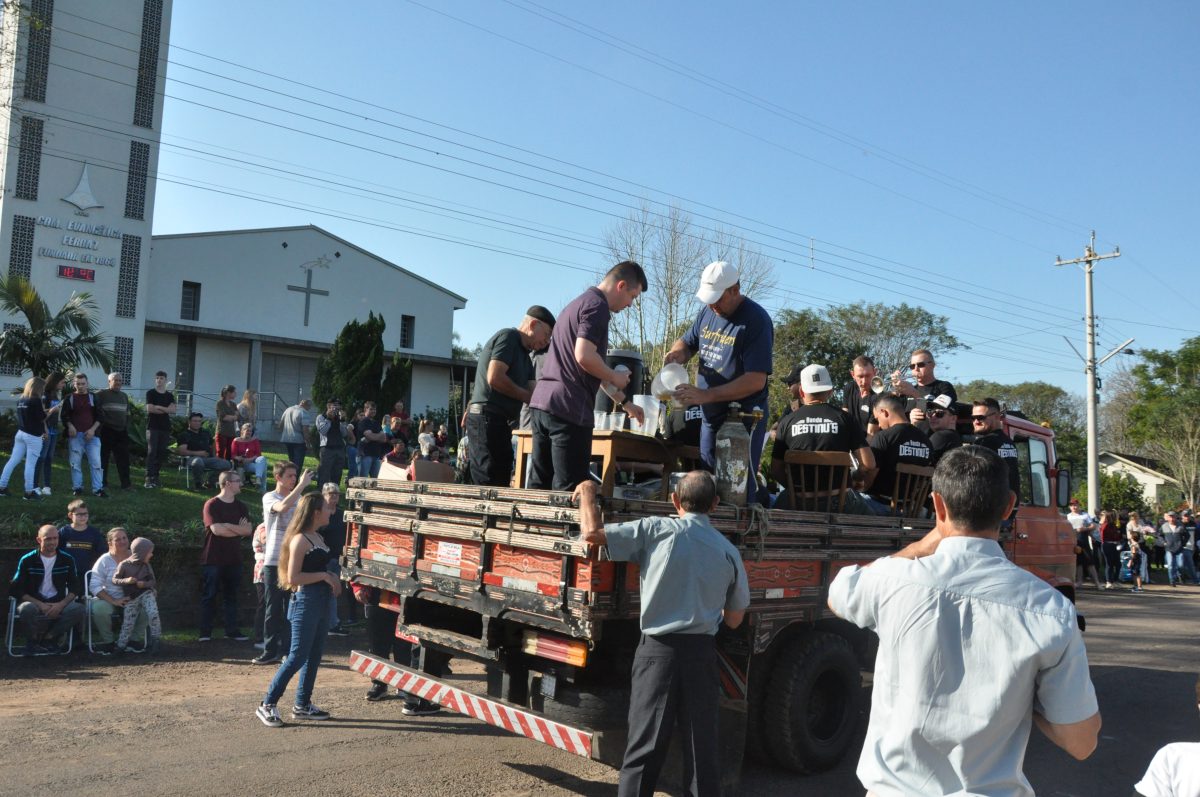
[256,703,283,728]
[40,487,51,496]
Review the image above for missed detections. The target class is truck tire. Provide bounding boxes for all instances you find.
[542,683,630,730]
[763,632,862,773]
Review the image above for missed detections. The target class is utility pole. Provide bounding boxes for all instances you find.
[1055,231,1124,516]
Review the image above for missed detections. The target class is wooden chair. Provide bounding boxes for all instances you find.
[889,463,935,518]
[781,451,853,513]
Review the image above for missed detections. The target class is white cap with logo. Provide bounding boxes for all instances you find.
[799,364,833,393]
[696,261,740,304]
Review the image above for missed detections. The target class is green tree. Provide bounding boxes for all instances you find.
[311,312,387,410]
[771,308,860,418]
[378,353,412,409]
[1126,337,1200,509]
[1076,470,1149,517]
[959,380,1086,467]
[822,302,963,379]
[0,273,114,378]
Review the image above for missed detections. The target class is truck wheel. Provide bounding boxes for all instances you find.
[542,683,630,730]
[763,632,862,773]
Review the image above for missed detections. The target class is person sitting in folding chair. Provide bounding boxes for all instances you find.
[88,527,148,655]
[8,525,84,655]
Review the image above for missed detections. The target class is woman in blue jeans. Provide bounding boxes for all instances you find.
[256,493,341,727]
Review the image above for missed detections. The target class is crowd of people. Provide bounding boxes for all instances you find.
[1067,501,1200,593]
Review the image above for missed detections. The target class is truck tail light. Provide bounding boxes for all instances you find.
[521,630,588,667]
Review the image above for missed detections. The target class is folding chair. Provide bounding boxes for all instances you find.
[84,571,148,653]
[781,450,853,512]
[6,596,75,657]
[889,463,936,518]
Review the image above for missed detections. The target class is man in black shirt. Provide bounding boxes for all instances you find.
[970,398,1020,497]
[926,399,962,467]
[891,348,957,423]
[175,412,231,489]
[770,364,876,511]
[144,370,176,488]
[467,306,555,486]
[354,401,388,479]
[842,355,882,441]
[867,394,932,511]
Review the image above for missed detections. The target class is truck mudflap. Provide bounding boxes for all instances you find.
[349,650,595,759]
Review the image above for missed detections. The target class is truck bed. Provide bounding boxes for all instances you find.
[341,478,933,653]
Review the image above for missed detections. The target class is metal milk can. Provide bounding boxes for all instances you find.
[714,402,750,507]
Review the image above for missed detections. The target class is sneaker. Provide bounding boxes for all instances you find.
[22,642,48,656]
[144,481,156,489]
[23,491,41,501]
[0,486,9,497]
[227,631,250,642]
[252,653,282,665]
[256,703,284,728]
[93,642,114,656]
[1131,586,1143,593]
[365,682,389,702]
[401,701,441,716]
[197,634,212,642]
[40,486,51,496]
[253,641,266,651]
[1104,582,1112,590]
[291,703,331,720]
[72,488,83,496]
[93,489,108,498]
[327,625,349,637]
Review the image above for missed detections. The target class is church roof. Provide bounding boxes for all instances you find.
[152,224,467,305]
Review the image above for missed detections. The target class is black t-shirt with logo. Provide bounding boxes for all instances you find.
[772,403,865,458]
[665,404,704,447]
[840,382,880,441]
[869,423,932,499]
[974,429,1020,495]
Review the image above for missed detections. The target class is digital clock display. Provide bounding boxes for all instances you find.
[57,265,96,281]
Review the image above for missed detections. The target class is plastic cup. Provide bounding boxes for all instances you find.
[594,411,605,429]
[608,412,625,431]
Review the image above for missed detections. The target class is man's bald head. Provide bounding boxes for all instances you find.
[674,471,719,514]
[37,524,59,555]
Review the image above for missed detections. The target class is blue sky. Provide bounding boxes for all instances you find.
[148,1,1198,395]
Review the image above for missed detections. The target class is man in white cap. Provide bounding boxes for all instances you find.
[665,261,773,503]
[770,364,876,512]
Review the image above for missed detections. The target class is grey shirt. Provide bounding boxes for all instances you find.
[603,513,750,636]
[279,405,310,444]
[1160,523,1185,554]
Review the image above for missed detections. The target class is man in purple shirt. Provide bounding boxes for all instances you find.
[527,261,647,491]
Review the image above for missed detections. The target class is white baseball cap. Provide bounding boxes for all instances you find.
[696,261,740,304]
[799,364,833,393]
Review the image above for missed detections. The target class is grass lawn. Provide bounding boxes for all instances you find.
[0,448,319,547]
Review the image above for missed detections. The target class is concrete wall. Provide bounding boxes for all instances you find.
[411,363,450,417]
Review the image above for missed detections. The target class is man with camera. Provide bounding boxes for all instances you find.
[315,399,355,489]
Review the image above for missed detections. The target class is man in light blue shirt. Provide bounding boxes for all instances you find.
[829,445,1100,797]
[575,472,750,797]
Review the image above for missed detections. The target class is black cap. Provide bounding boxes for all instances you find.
[526,305,556,328]
[783,364,804,386]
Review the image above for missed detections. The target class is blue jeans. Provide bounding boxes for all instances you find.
[264,582,330,708]
[1,430,43,493]
[36,428,58,488]
[357,456,381,478]
[200,564,241,636]
[68,433,103,491]
[346,445,359,480]
[1166,550,1187,584]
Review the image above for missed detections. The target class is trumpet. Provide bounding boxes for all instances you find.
[870,376,887,394]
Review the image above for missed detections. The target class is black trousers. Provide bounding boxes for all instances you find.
[145,428,172,482]
[528,408,592,492]
[466,410,515,487]
[365,603,449,707]
[99,426,130,488]
[618,633,721,797]
[285,442,307,471]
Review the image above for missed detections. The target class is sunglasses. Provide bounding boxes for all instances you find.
[910,361,931,369]
[971,414,995,423]
[928,410,947,418]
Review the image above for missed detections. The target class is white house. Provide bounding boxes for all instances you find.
[144,225,468,433]
[1099,451,1184,510]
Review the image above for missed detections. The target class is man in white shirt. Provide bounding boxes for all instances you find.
[8,525,84,655]
[1066,497,1096,535]
[829,445,1101,796]
[253,461,313,665]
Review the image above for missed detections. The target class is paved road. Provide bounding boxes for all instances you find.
[0,582,1194,796]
